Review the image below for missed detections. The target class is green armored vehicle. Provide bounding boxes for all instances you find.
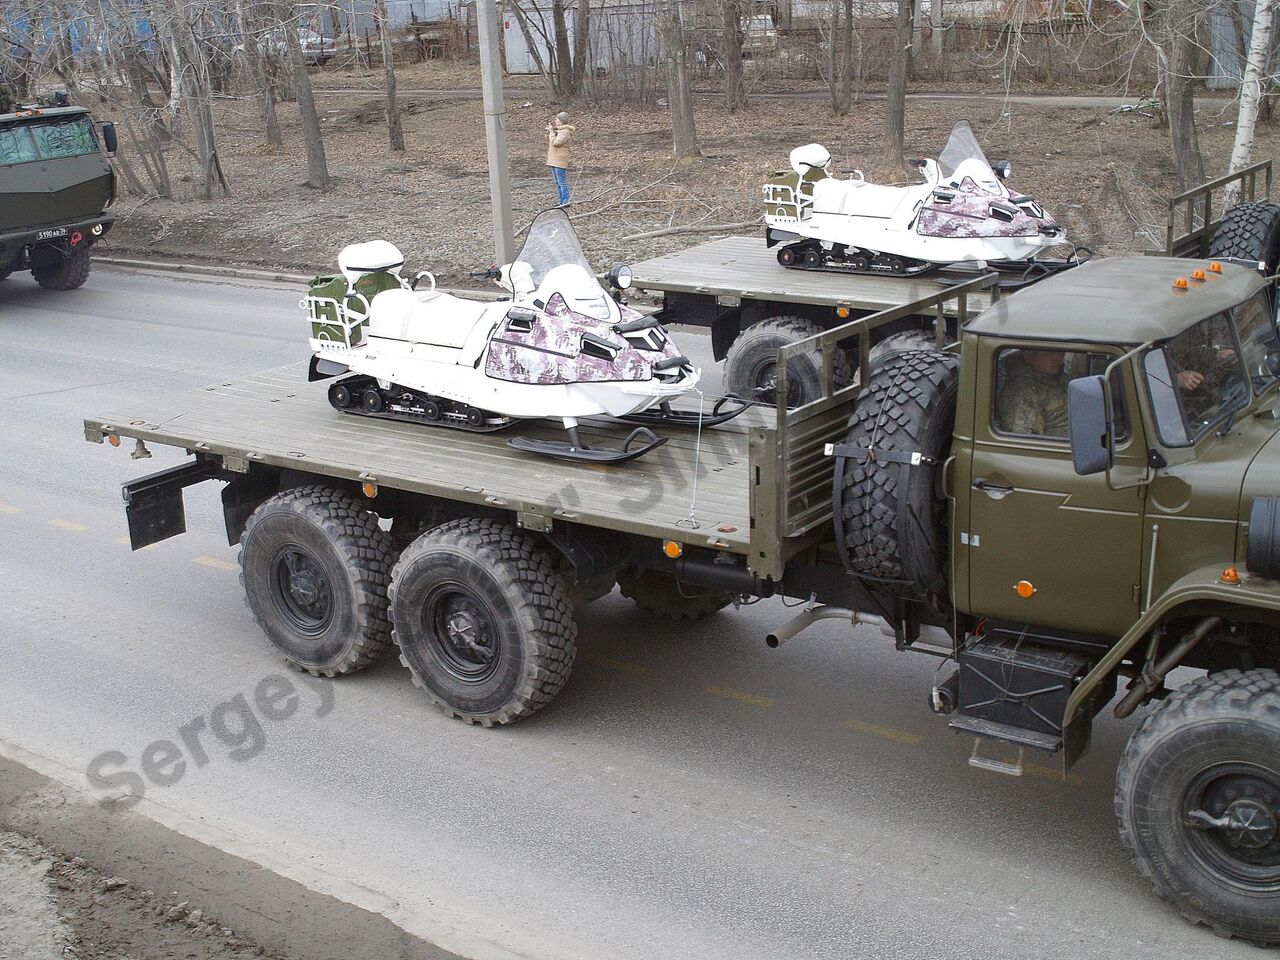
[84,169,1280,942]
[0,93,117,290]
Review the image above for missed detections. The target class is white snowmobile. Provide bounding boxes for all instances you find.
[304,209,746,464]
[762,120,1068,277]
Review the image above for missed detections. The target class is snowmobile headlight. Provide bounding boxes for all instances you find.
[607,263,633,290]
[993,160,1012,180]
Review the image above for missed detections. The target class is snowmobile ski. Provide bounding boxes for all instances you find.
[507,425,667,464]
[620,393,752,428]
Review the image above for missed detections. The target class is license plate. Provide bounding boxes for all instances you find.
[37,227,68,241]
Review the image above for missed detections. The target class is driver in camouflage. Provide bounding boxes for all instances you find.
[997,349,1070,437]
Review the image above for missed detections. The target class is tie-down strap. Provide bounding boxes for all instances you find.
[824,442,936,467]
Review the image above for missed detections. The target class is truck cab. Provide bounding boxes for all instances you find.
[0,102,117,290]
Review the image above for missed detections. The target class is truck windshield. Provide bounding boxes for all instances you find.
[0,116,98,166]
[1143,291,1279,445]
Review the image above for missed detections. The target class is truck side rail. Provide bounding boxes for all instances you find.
[1165,160,1273,258]
[768,275,1000,545]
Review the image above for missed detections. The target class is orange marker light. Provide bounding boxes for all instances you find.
[1220,566,1241,585]
[107,434,120,447]
[1014,580,1037,599]
[663,540,683,559]
[1173,277,1189,290]
[361,481,378,498]
[1208,261,1223,273]
[836,306,851,319]
[1190,268,1206,281]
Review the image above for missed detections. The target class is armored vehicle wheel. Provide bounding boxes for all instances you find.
[329,382,352,408]
[239,486,394,676]
[32,248,90,291]
[725,316,853,409]
[362,388,384,413]
[1116,669,1280,945]
[389,518,577,726]
[616,568,734,621]
[1210,201,1280,274]
[836,350,960,598]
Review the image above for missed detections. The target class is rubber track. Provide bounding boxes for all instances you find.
[1208,201,1280,269]
[33,249,91,290]
[1115,668,1280,944]
[389,517,577,726]
[838,350,958,592]
[239,484,395,676]
[616,569,732,621]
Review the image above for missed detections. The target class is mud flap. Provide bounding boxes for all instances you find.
[122,456,221,549]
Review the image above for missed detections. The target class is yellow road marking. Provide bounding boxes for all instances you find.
[117,536,157,552]
[582,654,648,674]
[1024,763,1086,787]
[194,555,238,572]
[48,519,89,532]
[704,685,775,708]
[0,503,20,514]
[841,718,925,746]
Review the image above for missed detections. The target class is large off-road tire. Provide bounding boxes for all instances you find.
[239,485,395,676]
[1116,668,1280,945]
[868,330,938,366]
[836,350,960,598]
[389,518,577,726]
[1209,201,1280,273]
[616,568,733,621]
[32,248,91,291]
[725,316,853,409]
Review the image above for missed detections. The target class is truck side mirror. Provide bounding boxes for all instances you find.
[1068,375,1112,476]
[100,122,118,156]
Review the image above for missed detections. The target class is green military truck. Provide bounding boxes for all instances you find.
[0,95,117,290]
[85,165,1280,943]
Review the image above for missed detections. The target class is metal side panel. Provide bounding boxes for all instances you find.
[85,363,758,556]
[630,236,994,315]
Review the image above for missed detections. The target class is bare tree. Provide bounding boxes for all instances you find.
[883,0,914,164]
[375,0,405,151]
[283,7,330,189]
[1225,0,1275,201]
[824,0,854,116]
[236,0,283,146]
[657,0,699,158]
[506,0,590,98]
[1141,0,1205,190]
[721,0,746,112]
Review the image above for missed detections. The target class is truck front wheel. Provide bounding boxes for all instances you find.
[32,248,91,291]
[1116,668,1280,944]
[240,486,394,676]
[389,518,577,726]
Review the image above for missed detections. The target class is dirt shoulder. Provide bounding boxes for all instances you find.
[100,66,1265,286]
[0,752,465,960]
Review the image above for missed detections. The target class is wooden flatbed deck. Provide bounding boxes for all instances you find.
[631,236,996,314]
[84,364,764,555]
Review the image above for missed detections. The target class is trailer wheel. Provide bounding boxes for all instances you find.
[1116,668,1280,945]
[32,248,90,291]
[725,316,852,409]
[616,568,733,621]
[836,350,959,598]
[240,486,394,676]
[389,518,576,726]
[1209,201,1280,273]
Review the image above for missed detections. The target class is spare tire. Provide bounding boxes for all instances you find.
[1209,201,1280,274]
[724,316,853,409]
[1247,496,1280,580]
[836,350,960,598]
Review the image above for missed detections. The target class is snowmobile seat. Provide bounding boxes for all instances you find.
[368,288,490,352]
[811,177,912,220]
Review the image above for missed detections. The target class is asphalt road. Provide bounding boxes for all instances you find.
[0,264,1255,960]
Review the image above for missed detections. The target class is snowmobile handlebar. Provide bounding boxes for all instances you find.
[470,267,502,280]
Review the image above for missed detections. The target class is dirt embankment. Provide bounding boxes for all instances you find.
[102,64,1261,284]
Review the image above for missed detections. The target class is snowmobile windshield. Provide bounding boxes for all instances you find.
[937,120,996,181]
[511,209,614,320]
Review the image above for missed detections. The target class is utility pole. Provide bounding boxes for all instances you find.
[477,0,515,264]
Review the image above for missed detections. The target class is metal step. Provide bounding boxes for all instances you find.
[948,714,1062,754]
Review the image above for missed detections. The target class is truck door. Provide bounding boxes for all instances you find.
[960,339,1146,637]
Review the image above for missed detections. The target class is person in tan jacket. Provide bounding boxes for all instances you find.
[546,111,575,206]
